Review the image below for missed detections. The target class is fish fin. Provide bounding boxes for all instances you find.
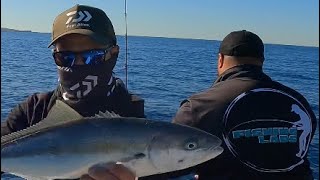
[2,100,83,147]
[94,110,121,118]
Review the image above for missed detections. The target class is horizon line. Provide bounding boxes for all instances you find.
[2,27,319,48]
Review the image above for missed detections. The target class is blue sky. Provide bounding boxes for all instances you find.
[1,0,319,47]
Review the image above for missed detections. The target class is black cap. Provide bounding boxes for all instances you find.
[48,4,116,47]
[219,30,264,60]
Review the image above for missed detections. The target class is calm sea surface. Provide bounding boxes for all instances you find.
[1,32,319,179]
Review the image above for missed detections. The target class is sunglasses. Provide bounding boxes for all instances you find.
[52,48,112,67]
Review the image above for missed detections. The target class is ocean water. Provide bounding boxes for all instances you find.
[1,32,319,179]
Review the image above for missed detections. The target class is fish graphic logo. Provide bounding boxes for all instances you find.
[291,104,312,158]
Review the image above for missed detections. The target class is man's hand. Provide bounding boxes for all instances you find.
[80,162,136,180]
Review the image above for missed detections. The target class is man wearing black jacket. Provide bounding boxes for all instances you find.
[1,4,142,180]
[172,30,317,180]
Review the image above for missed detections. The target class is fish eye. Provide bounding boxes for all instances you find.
[185,142,198,150]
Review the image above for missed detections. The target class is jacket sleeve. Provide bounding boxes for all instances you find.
[1,92,53,137]
[1,99,30,136]
[172,99,198,127]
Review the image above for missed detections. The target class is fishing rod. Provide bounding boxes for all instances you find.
[124,0,128,89]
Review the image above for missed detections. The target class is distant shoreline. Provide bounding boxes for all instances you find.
[1,27,32,32]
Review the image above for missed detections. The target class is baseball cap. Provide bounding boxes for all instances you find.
[219,30,264,60]
[48,4,116,48]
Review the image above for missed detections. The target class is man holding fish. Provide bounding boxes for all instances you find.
[1,4,223,180]
[1,4,144,180]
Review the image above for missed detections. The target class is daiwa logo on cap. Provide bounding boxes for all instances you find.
[65,10,92,28]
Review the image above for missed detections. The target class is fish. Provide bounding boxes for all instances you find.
[1,100,223,180]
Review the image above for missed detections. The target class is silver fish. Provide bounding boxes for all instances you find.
[1,100,223,180]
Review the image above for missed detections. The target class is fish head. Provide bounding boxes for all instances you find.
[148,123,223,173]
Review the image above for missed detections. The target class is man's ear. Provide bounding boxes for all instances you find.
[218,53,224,68]
[111,45,120,56]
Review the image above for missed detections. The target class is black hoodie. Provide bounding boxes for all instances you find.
[169,65,317,180]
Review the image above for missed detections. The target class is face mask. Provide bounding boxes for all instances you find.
[57,56,117,113]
